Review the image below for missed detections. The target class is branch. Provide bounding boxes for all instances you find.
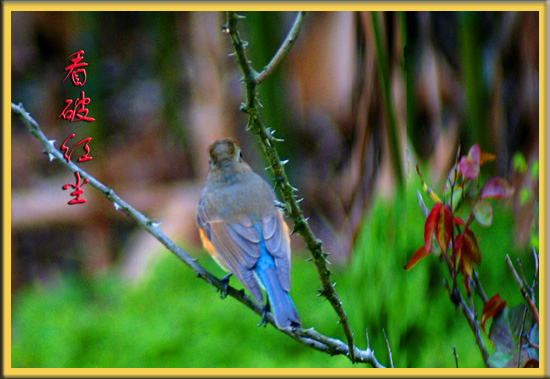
[224,11,360,364]
[254,11,307,84]
[452,346,459,368]
[11,101,385,366]
[382,329,394,368]
[505,254,539,325]
[443,278,490,366]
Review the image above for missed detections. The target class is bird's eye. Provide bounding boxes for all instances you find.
[238,151,242,161]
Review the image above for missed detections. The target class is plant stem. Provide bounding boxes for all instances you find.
[225,11,362,364]
[370,11,404,190]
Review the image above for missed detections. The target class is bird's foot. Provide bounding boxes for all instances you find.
[218,273,232,299]
[257,302,271,328]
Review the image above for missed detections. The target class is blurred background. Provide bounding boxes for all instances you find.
[11,11,539,368]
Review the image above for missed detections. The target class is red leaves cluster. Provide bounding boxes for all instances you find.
[405,144,514,288]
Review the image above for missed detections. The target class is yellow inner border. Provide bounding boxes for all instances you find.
[4,2,546,377]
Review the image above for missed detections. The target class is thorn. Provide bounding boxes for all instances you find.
[272,137,284,142]
[273,200,285,209]
[228,52,236,57]
[113,202,122,211]
[149,221,161,228]
[47,153,55,162]
[242,40,249,48]
[221,25,230,34]
[305,257,313,262]
[264,166,271,171]
[235,13,246,20]
[290,185,298,192]
[296,198,304,203]
[280,159,289,166]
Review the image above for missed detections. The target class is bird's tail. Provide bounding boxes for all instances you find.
[255,260,301,329]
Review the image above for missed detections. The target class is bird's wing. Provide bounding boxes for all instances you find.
[262,211,292,292]
[197,201,263,303]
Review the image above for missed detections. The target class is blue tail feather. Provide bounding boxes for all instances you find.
[253,226,300,329]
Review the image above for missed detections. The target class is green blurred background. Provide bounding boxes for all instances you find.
[11,11,539,368]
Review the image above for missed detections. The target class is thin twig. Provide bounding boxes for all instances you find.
[472,269,488,303]
[505,254,539,325]
[443,278,489,366]
[224,11,360,364]
[254,11,307,84]
[382,328,394,368]
[531,246,538,290]
[517,258,529,290]
[11,101,386,366]
[517,307,528,368]
[452,346,459,368]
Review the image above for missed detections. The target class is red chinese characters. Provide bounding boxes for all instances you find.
[58,91,96,122]
[63,172,89,204]
[61,133,92,163]
[59,50,95,205]
[63,50,88,86]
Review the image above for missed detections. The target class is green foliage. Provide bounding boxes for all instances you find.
[12,248,353,368]
[512,152,527,174]
[11,176,530,368]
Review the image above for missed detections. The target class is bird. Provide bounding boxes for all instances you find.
[196,138,301,329]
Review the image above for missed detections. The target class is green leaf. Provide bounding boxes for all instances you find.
[489,307,515,357]
[512,151,527,174]
[450,187,463,211]
[488,351,513,368]
[531,159,539,181]
[473,199,493,226]
[527,324,539,360]
[519,187,532,206]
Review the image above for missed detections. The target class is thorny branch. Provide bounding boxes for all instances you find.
[223,11,370,365]
[12,101,384,366]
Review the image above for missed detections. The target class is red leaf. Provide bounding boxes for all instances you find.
[481,294,507,334]
[522,359,539,368]
[404,245,429,271]
[436,205,452,253]
[459,145,481,179]
[480,177,514,199]
[463,228,481,266]
[453,216,465,226]
[424,203,442,253]
[459,156,479,179]
[468,144,480,164]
